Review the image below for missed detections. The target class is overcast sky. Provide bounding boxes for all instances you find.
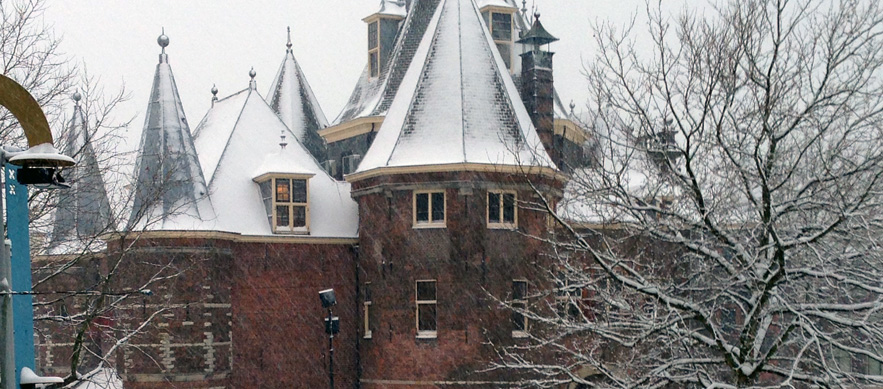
[40,0,670,150]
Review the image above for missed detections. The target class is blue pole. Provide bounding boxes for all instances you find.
[6,165,33,388]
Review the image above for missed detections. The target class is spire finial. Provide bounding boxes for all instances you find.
[211,84,218,105]
[157,27,169,53]
[280,131,288,150]
[286,26,292,50]
[248,67,257,90]
[521,0,527,14]
[72,90,82,105]
[569,100,576,115]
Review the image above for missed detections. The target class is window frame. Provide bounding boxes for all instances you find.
[413,190,446,228]
[481,9,515,72]
[363,282,373,339]
[415,279,437,339]
[368,20,380,78]
[254,173,313,234]
[487,189,517,229]
[511,279,528,338]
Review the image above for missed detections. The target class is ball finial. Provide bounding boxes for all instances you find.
[249,67,256,79]
[286,26,293,50]
[72,91,82,102]
[157,28,169,48]
[211,84,218,96]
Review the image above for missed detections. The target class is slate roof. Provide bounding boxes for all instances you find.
[45,94,112,254]
[192,82,358,238]
[129,35,215,230]
[333,0,441,125]
[267,29,329,161]
[354,0,555,174]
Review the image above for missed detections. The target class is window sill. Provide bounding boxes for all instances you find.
[416,331,437,339]
[413,223,446,229]
[487,223,517,230]
[512,330,529,339]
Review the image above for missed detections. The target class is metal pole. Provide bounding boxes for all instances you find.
[0,155,13,389]
[328,308,334,389]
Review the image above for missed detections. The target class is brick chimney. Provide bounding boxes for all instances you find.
[518,14,560,167]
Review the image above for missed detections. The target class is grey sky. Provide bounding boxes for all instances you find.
[41,1,656,150]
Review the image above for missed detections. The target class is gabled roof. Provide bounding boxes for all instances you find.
[129,33,215,230]
[352,0,556,177]
[45,93,112,254]
[192,82,358,238]
[267,29,328,161]
[333,0,441,125]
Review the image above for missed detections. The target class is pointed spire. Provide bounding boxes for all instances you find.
[129,32,214,229]
[47,92,112,252]
[267,31,329,162]
[354,0,555,176]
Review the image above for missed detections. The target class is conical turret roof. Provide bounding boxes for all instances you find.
[46,93,112,254]
[267,28,329,162]
[351,0,556,178]
[129,32,214,230]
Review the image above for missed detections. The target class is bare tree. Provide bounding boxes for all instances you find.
[496,0,883,387]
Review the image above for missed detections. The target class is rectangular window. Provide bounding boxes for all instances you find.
[488,190,516,228]
[512,280,528,337]
[272,177,309,233]
[368,21,378,50]
[414,190,445,227]
[556,276,582,320]
[491,13,512,41]
[416,280,437,338]
[363,283,373,339]
[369,51,379,78]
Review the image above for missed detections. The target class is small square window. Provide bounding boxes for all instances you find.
[276,179,291,202]
[414,190,445,227]
[488,190,517,228]
[416,280,437,338]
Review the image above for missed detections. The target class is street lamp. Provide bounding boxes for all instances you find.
[318,288,339,389]
[0,74,73,389]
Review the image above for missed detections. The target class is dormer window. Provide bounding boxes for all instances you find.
[256,174,312,234]
[364,6,404,79]
[481,6,516,71]
[368,21,380,77]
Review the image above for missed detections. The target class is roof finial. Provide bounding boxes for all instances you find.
[286,26,292,50]
[521,0,527,14]
[211,84,218,105]
[569,100,576,115]
[280,131,288,150]
[157,27,169,53]
[249,67,257,90]
[72,90,82,106]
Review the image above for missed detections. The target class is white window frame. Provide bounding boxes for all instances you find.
[363,282,373,339]
[367,20,380,78]
[483,9,515,72]
[413,190,446,228]
[416,279,437,339]
[487,190,517,229]
[511,279,528,338]
[272,176,310,234]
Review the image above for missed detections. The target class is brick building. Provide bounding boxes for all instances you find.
[35,0,591,387]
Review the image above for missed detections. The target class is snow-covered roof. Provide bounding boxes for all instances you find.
[267,29,329,161]
[476,0,516,9]
[45,94,113,255]
[352,0,556,176]
[129,34,215,231]
[333,0,440,125]
[192,84,358,238]
[375,0,408,18]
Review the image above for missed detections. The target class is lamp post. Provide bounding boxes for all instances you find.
[318,288,339,389]
[0,74,73,389]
